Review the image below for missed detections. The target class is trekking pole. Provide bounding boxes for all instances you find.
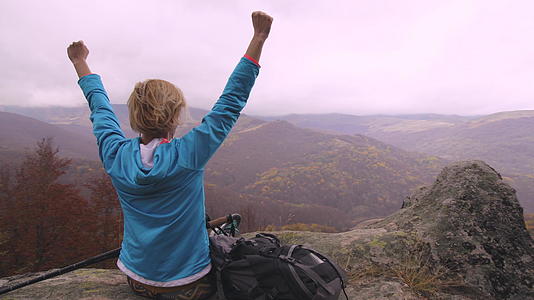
[207,214,241,236]
[0,247,120,295]
[208,215,236,229]
[0,215,239,295]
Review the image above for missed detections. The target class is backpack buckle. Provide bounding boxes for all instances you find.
[279,255,296,264]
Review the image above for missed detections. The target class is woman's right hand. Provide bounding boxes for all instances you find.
[251,11,273,41]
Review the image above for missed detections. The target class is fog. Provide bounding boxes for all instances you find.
[1,0,534,116]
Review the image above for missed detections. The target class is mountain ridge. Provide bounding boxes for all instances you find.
[2,106,533,214]
[0,108,446,228]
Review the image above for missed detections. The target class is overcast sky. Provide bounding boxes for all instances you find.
[1,0,534,116]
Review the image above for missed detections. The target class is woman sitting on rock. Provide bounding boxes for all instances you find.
[67,11,273,300]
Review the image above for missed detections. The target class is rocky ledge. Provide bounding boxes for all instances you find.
[1,161,533,299]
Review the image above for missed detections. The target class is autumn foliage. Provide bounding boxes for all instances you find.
[264,223,338,233]
[0,138,122,277]
[525,213,534,238]
[0,138,348,278]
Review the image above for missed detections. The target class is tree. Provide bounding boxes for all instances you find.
[239,204,259,233]
[0,138,93,276]
[0,165,12,274]
[85,170,123,268]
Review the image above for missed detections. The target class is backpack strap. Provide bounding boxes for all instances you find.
[300,247,348,287]
[287,263,314,298]
[256,233,281,247]
[292,261,336,295]
[277,245,313,298]
[279,245,337,296]
[214,269,226,300]
[300,247,349,300]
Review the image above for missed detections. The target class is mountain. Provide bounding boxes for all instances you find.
[4,106,534,215]
[255,113,476,136]
[258,111,534,212]
[205,120,444,221]
[3,161,533,299]
[0,107,445,228]
[0,105,261,140]
[0,111,98,161]
[366,111,534,174]
[259,111,534,174]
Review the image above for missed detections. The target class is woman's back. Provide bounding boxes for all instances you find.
[68,10,272,299]
[77,57,260,284]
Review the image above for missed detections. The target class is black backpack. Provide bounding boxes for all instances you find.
[209,233,348,300]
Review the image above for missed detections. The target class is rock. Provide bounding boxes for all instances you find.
[1,160,533,299]
[367,160,534,299]
[0,268,135,299]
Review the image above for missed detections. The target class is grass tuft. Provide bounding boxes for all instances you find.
[347,241,464,297]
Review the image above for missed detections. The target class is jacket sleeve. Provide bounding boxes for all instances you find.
[178,57,260,170]
[78,74,126,168]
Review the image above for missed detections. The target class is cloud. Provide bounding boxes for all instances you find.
[1,0,534,116]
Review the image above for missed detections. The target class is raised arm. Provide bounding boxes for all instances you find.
[67,41,126,168]
[179,11,273,170]
[67,41,92,78]
[244,11,273,64]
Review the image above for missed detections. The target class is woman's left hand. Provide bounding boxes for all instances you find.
[67,40,89,64]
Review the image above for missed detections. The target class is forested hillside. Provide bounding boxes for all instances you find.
[0,106,445,230]
[263,111,534,212]
[205,120,443,221]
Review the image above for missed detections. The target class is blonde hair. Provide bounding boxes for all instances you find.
[127,79,186,137]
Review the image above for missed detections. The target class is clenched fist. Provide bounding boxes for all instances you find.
[67,40,89,64]
[67,40,91,78]
[251,11,273,41]
[245,11,273,63]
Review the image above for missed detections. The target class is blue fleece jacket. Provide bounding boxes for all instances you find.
[78,57,259,283]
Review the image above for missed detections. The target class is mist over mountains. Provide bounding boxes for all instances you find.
[261,111,534,174]
[1,105,533,229]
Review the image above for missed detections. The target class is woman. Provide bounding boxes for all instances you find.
[67,11,273,299]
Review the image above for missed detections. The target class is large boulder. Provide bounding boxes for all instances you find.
[368,160,534,299]
[1,161,533,299]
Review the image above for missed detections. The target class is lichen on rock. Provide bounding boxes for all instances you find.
[0,268,135,300]
[368,160,534,299]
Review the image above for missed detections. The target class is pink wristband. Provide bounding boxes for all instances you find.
[243,54,260,67]
[79,73,94,78]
